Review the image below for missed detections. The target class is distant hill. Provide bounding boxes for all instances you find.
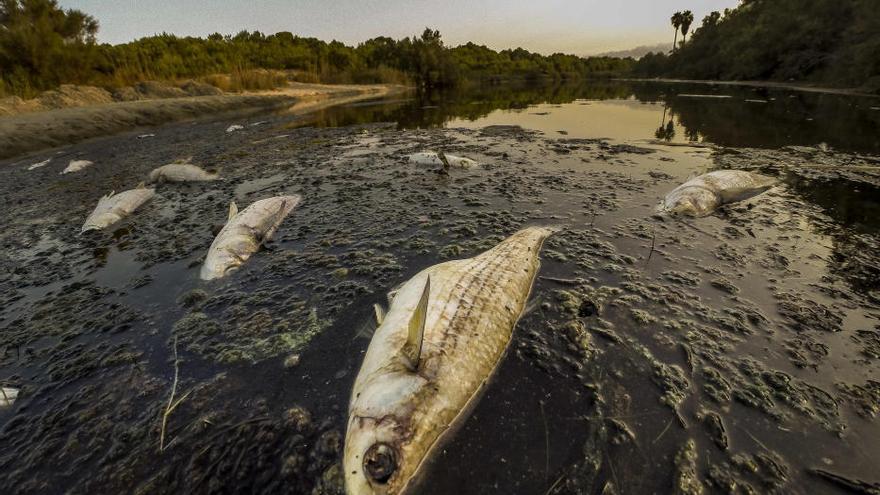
[633,0,880,92]
[596,43,669,59]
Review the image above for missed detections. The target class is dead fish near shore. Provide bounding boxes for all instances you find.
[81,185,156,232]
[200,195,302,280]
[148,160,219,183]
[407,151,477,168]
[61,159,93,174]
[344,226,555,495]
[660,170,778,217]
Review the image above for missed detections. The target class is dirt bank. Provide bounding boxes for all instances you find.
[621,78,880,97]
[0,82,407,160]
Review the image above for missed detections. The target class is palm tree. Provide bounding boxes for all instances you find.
[680,11,695,45]
[670,12,683,52]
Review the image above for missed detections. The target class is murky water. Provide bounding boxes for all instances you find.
[1,81,879,495]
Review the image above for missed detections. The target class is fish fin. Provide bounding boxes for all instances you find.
[402,276,430,371]
[374,303,386,326]
[136,181,145,189]
[227,201,239,221]
[176,156,193,164]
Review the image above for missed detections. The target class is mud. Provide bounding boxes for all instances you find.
[0,84,879,494]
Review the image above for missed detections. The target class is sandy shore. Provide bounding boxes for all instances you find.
[621,77,880,97]
[0,82,407,160]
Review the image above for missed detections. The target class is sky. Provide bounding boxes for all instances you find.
[62,0,740,56]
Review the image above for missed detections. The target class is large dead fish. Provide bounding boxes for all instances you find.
[61,159,93,174]
[660,170,777,217]
[81,185,155,232]
[148,160,219,183]
[200,195,301,280]
[344,226,555,495]
[407,151,477,168]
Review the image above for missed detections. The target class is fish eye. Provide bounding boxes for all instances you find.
[363,443,397,484]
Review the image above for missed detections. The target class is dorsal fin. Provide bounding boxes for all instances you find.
[401,276,430,371]
[374,303,386,325]
[227,201,239,221]
[136,181,145,189]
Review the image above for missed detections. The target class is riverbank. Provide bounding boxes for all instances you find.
[621,78,880,97]
[0,82,407,160]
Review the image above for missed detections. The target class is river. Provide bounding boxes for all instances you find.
[0,80,878,494]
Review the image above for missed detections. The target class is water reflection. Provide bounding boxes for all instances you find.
[309,81,880,153]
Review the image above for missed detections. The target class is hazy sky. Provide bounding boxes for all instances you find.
[62,0,740,55]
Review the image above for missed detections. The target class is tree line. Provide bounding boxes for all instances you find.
[634,0,880,92]
[0,0,634,98]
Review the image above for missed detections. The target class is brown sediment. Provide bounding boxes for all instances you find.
[0,82,408,161]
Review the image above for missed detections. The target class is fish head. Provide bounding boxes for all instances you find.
[199,234,256,280]
[662,186,718,217]
[345,369,428,495]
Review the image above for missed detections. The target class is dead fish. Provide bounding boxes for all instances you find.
[200,195,302,280]
[1,387,19,407]
[81,185,155,232]
[61,159,93,174]
[407,151,477,168]
[344,226,555,495]
[27,158,51,170]
[148,161,219,183]
[660,170,778,217]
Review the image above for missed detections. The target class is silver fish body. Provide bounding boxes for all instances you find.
[199,195,301,280]
[407,152,477,168]
[344,226,555,495]
[661,170,777,217]
[81,187,155,232]
[148,163,219,183]
[62,159,93,174]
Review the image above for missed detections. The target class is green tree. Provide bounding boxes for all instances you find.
[680,11,694,45]
[670,12,683,52]
[0,0,100,95]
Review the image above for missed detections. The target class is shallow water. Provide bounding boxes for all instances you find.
[1,81,879,494]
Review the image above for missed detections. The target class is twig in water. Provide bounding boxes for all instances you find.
[646,226,657,264]
[544,472,566,495]
[159,336,192,451]
[652,417,674,444]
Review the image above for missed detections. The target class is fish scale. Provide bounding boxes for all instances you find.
[345,226,554,495]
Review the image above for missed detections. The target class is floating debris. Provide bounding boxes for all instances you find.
[0,387,18,407]
[226,124,244,132]
[26,158,51,170]
[61,159,93,174]
[137,133,156,139]
[407,151,477,168]
[345,227,555,495]
[81,185,156,232]
[200,195,302,280]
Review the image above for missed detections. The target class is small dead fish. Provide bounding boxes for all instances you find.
[660,170,777,217]
[61,159,93,174]
[408,151,477,168]
[148,162,219,183]
[27,158,51,170]
[200,195,302,280]
[81,185,155,232]
[344,226,555,495]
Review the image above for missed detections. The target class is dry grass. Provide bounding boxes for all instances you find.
[202,68,289,92]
